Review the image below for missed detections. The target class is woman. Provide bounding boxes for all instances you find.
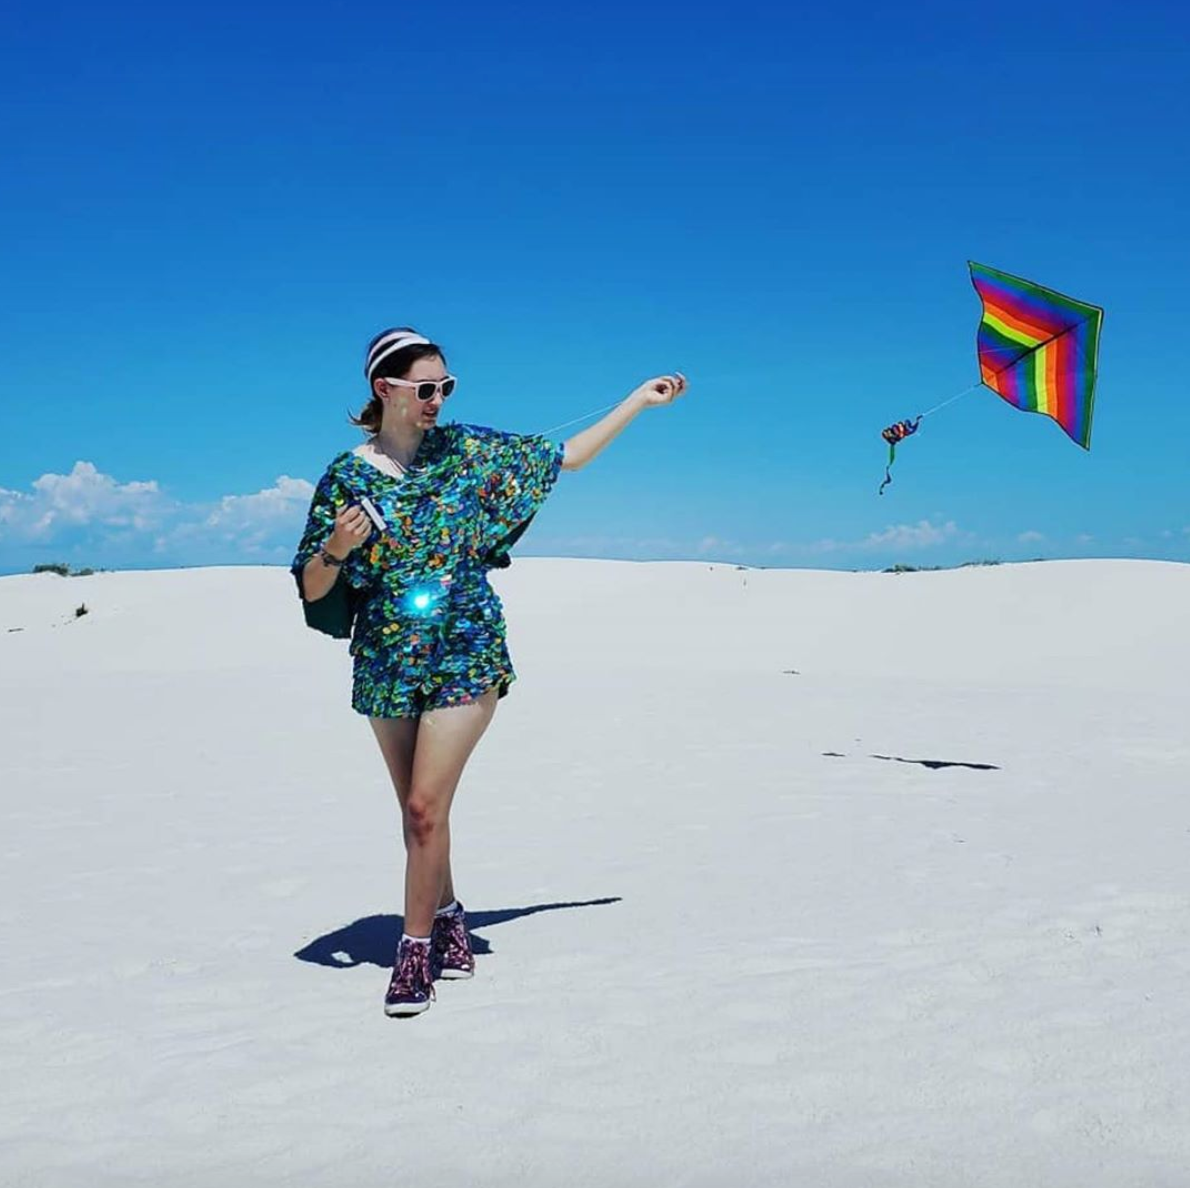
[292,327,687,1017]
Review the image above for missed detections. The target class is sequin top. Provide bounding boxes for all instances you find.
[291,421,565,658]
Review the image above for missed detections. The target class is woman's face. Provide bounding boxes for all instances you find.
[378,354,451,429]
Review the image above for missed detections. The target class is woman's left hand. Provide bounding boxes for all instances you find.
[632,372,688,407]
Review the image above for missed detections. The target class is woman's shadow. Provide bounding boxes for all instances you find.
[294,897,622,969]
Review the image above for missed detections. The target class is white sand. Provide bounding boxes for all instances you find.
[2,558,1188,1186]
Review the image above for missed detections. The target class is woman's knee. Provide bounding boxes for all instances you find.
[403,789,448,846]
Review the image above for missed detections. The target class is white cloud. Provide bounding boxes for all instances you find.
[159,476,315,558]
[204,476,314,529]
[2,463,168,540]
[0,463,315,564]
[0,487,31,527]
[192,476,315,553]
[807,520,959,554]
[863,519,958,550]
[1018,530,1045,544]
[695,535,747,557]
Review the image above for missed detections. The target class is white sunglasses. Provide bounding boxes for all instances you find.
[383,375,457,402]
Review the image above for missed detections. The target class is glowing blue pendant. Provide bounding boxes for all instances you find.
[403,580,450,619]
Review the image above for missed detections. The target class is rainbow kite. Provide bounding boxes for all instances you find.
[879,262,1103,493]
[970,261,1102,450]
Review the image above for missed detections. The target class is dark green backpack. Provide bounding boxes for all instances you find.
[297,571,362,639]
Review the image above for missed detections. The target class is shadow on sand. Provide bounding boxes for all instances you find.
[822,752,1000,771]
[294,897,622,969]
[870,754,1000,771]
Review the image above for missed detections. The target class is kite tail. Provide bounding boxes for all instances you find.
[878,441,897,495]
[878,417,921,495]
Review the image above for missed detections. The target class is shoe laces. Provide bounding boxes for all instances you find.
[389,941,434,998]
[433,910,471,964]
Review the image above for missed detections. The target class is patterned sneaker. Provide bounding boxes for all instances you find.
[431,902,475,980]
[384,939,435,1017]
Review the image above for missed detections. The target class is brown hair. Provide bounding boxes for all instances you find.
[350,327,447,435]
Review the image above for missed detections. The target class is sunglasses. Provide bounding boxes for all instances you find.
[383,375,457,402]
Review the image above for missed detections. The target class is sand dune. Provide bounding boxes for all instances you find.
[2,559,1188,1185]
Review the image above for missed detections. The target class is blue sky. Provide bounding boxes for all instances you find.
[2,0,1188,574]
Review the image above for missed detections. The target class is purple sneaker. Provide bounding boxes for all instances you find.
[432,903,475,980]
[384,939,435,1017]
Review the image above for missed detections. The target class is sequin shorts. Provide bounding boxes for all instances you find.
[350,613,515,719]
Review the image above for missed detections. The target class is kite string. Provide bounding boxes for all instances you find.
[542,373,989,438]
[534,370,738,437]
[544,377,990,437]
[916,340,1037,421]
[536,399,625,438]
[918,381,983,421]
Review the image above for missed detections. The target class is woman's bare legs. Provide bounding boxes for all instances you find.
[370,714,458,907]
[369,685,499,937]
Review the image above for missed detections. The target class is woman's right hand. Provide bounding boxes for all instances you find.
[326,505,372,558]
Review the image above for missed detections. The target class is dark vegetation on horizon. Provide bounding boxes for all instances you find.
[883,559,1007,573]
[32,563,101,577]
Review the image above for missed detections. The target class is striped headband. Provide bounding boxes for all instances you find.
[364,331,432,380]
